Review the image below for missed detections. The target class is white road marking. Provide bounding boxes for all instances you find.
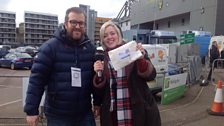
[0,99,22,107]
[0,85,21,88]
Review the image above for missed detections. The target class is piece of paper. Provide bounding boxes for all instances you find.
[71,67,82,87]
[108,41,142,70]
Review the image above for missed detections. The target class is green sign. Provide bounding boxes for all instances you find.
[180,38,195,44]
[180,33,195,39]
[180,33,195,44]
[161,73,188,105]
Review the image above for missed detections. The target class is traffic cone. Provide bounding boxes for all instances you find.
[207,80,224,116]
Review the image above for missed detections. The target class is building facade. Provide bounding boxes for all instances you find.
[114,0,135,32]
[130,0,224,35]
[79,4,97,43]
[94,17,112,45]
[0,10,16,45]
[24,11,58,46]
[16,23,25,45]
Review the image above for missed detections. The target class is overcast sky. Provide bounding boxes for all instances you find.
[0,0,126,25]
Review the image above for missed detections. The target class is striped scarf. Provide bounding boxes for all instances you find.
[109,61,132,126]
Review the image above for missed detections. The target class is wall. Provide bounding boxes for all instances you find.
[130,0,219,35]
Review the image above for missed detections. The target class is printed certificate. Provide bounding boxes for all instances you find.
[108,41,142,70]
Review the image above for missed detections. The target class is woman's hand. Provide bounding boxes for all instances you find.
[94,60,104,73]
[93,106,101,118]
[136,43,146,59]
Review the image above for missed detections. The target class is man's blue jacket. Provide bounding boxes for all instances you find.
[24,25,98,119]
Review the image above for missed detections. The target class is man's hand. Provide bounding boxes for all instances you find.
[26,115,39,126]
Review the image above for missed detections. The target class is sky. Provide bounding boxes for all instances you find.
[0,0,126,25]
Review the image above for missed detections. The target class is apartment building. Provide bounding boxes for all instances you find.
[94,17,112,45]
[24,11,58,46]
[79,4,97,43]
[0,10,16,45]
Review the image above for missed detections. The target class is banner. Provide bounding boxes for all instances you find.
[161,73,187,105]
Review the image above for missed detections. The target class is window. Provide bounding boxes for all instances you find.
[201,7,205,14]
[133,35,136,40]
[139,36,142,40]
[199,27,203,31]
[168,21,170,28]
[181,18,185,25]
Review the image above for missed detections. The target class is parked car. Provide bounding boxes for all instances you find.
[0,52,33,70]
[0,45,11,58]
[15,46,38,57]
[0,48,9,58]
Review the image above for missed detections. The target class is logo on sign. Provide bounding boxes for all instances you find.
[158,50,164,60]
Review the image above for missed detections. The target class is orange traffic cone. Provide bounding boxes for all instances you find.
[207,80,224,116]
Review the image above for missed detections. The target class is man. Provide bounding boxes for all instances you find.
[221,48,224,68]
[207,41,220,81]
[24,7,100,126]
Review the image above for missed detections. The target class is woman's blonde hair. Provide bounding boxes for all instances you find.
[99,20,123,50]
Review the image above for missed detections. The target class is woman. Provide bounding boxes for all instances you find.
[93,20,161,126]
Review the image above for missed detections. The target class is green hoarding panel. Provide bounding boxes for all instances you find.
[161,85,185,105]
[161,73,187,105]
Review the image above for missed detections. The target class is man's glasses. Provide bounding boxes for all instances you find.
[68,20,85,28]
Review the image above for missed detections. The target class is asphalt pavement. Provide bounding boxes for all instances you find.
[157,69,224,126]
[159,83,214,126]
[0,68,223,126]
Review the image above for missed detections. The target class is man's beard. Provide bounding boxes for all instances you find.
[66,30,83,42]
